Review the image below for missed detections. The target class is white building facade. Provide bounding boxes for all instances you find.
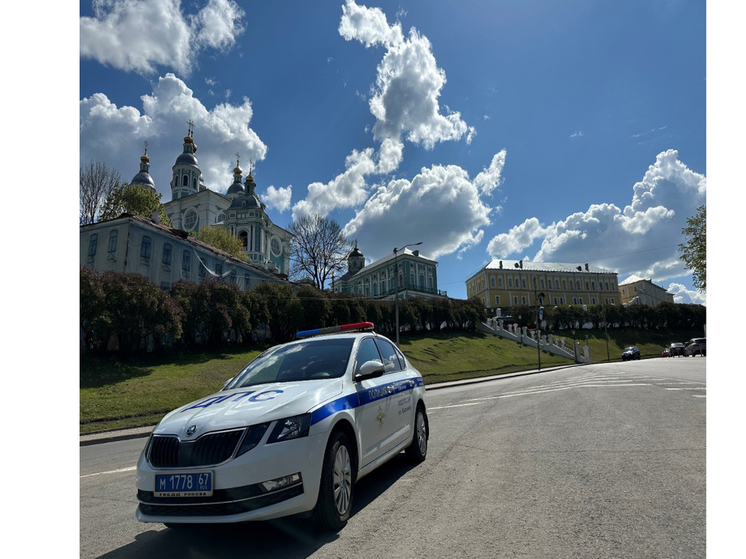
[80,214,283,291]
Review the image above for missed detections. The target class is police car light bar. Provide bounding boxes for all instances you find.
[296,322,375,338]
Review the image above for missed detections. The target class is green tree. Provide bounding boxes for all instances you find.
[97,271,183,354]
[193,226,248,262]
[100,183,171,225]
[679,205,706,291]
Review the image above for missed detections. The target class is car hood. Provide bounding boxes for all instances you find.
[153,379,344,439]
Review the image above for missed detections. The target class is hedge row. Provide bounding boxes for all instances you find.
[79,268,487,355]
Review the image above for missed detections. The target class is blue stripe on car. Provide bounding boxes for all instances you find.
[310,378,423,426]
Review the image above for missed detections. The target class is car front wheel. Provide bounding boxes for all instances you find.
[313,431,353,531]
[405,404,428,462]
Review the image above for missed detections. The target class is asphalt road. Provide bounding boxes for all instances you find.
[80,358,705,559]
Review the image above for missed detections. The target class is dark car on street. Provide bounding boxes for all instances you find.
[685,338,706,357]
[622,346,641,361]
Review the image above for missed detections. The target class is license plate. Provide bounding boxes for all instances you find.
[154,472,213,497]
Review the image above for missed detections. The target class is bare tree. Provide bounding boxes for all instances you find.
[80,161,122,225]
[289,214,351,289]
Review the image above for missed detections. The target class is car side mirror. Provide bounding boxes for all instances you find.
[222,377,234,391]
[354,360,385,382]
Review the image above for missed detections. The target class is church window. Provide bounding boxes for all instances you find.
[244,274,250,289]
[239,230,248,249]
[215,263,223,280]
[184,210,197,231]
[162,243,172,266]
[508,278,513,288]
[193,178,197,189]
[271,237,281,257]
[140,236,151,260]
[199,259,207,279]
[107,230,118,253]
[182,175,189,187]
[217,213,225,223]
[87,234,98,258]
[230,270,237,284]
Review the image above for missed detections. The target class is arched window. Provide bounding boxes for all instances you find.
[140,236,151,260]
[193,177,197,189]
[239,230,248,249]
[162,243,172,266]
[184,210,197,231]
[182,251,191,277]
[87,234,98,258]
[107,230,118,253]
[182,175,189,187]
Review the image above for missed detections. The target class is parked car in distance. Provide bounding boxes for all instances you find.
[660,347,670,358]
[685,337,706,357]
[669,342,686,357]
[622,346,641,361]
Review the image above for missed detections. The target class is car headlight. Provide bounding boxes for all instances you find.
[236,423,270,457]
[267,414,311,444]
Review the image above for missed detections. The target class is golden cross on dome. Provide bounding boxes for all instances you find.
[235,152,240,167]
[187,119,195,137]
[144,140,148,155]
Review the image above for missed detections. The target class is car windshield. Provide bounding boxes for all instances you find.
[624,347,636,351]
[226,338,355,389]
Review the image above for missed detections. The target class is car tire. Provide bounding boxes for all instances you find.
[406,404,428,463]
[313,431,353,531]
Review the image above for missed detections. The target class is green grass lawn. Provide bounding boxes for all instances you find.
[80,328,703,434]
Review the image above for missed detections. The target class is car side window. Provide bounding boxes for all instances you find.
[374,338,402,373]
[355,338,382,376]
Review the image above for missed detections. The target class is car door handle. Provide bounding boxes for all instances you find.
[407,381,415,388]
[386,385,394,394]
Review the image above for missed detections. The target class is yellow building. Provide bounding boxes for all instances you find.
[618,275,674,306]
[465,259,620,310]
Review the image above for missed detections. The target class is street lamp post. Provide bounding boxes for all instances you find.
[393,241,422,347]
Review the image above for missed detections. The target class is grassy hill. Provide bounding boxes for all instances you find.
[80,327,703,434]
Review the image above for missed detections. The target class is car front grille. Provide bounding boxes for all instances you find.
[149,429,244,468]
[137,483,304,517]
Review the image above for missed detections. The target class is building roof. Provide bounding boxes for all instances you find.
[472,259,615,278]
[619,274,646,286]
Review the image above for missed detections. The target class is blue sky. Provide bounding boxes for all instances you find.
[78,0,707,303]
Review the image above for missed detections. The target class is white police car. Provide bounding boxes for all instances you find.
[135,322,428,530]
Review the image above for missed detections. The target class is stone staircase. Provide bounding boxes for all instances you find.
[478,318,590,363]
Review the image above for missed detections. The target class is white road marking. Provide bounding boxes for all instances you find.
[429,402,485,411]
[81,466,137,479]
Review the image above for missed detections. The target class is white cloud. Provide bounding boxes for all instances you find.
[342,162,494,262]
[667,282,706,305]
[486,217,547,258]
[80,0,245,76]
[80,73,267,196]
[485,150,706,286]
[376,138,404,174]
[291,148,377,220]
[264,185,293,213]
[192,0,245,51]
[473,150,506,196]
[339,0,474,150]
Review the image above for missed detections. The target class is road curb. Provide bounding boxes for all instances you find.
[80,363,590,446]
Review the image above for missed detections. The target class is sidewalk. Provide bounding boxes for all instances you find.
[79,363,584,446]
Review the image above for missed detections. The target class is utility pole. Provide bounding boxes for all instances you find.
[393,241,422,347]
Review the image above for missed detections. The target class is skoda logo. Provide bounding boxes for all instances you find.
[186,425,197,437]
